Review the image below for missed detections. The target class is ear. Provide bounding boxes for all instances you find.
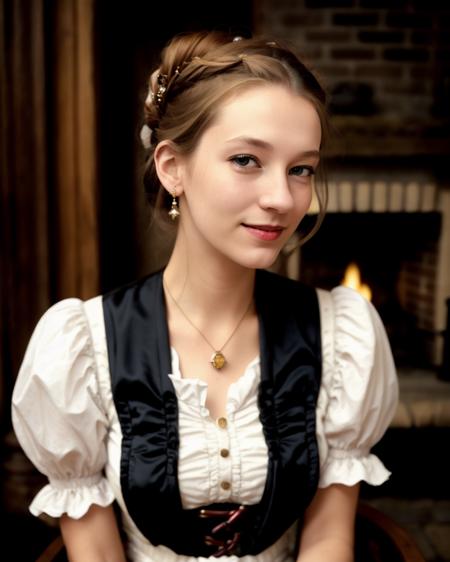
[153,140,185,196]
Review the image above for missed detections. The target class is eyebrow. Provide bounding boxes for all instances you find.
[225,136,320,159]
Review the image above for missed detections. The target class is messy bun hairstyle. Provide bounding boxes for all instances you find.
[142,30,329,244]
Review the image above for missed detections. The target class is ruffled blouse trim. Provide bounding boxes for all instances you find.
[168,373,209,411]
[319,451,391,488]
[168,348,260,414]
[29,474,115,519]
[167,348,268,509]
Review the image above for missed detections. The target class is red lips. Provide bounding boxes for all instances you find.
[242,223,285,241]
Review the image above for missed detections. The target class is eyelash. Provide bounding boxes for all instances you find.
[229,154,315,177]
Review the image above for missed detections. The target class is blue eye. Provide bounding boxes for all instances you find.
[230,154,259,168]
[290,165,315,177]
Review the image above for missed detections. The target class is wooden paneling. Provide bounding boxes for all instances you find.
[0,0,99,426]
[0,0,50,423]
[53,0,99,300]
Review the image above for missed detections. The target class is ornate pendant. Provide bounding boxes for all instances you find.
[210,351,226,370]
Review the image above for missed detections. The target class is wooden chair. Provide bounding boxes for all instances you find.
[355,502,426,562]
[35,502,427,562]
[35,535,65,562]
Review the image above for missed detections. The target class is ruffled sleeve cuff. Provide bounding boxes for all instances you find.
[318,448,391,489]
[29,473,115,519]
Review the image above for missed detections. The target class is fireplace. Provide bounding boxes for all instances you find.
[281,156,450,371]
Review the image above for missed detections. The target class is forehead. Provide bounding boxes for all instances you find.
[198,84,322,155]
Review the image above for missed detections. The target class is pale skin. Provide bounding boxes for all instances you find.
[60,84,359,561]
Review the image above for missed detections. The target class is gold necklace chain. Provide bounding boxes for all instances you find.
[163,279,253,370]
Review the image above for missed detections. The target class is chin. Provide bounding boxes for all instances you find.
[234,248,282,271]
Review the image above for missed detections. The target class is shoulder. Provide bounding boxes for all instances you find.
[256,271,320,340]
[316,285,399,426]
[317,284,374,320]
[317,285,377,362]
[102,270,162,304]
[257,268,313,292]
[28,297,93,349]
[256,269,318,309]
[12,297,100,400]
[317,285,398,430]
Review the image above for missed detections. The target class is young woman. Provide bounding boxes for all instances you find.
[12,31,398,562]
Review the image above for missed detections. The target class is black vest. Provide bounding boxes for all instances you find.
[103,269,322,557]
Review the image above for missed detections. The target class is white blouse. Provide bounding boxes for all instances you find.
[11,285,399,562]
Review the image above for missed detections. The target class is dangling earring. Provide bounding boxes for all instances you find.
[168,190,180,221]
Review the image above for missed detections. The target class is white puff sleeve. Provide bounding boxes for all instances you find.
[316,286,399,488]
[11,299,115,518]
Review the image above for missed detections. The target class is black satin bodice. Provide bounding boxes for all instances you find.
[102,269,322,557]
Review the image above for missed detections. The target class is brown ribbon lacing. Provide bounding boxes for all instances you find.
[199,505,248,557]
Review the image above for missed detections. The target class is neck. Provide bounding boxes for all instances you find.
[163,232,256,321]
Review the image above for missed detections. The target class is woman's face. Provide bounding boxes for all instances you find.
[177,83,322,270]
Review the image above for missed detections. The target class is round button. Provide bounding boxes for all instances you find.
[221,481,231,491]
[220,448,230,458]
[217,417,228,429]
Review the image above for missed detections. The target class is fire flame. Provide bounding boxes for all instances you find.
[342,262,372,301]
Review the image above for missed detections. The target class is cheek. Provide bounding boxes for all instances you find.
[185,172,244,227]
[294,184,314,214]
[188,163,225,199]
[200,172,250,212]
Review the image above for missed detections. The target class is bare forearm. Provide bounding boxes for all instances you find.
[297,484,359,562]
[297,537,354,562]
[64,544,126,562]
[63,537,126,562]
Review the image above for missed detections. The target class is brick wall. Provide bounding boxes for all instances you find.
[397,237,440,363]
[256,0,450,368]
[398,240,438,333]
[254,0,450,121]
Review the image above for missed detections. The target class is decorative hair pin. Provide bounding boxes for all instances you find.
[155,73,168,107]
[147,35,255,122]
[153,62,187,110]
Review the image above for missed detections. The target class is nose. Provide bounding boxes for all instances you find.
[258,172,294,214]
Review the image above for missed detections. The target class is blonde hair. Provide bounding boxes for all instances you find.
[142,31,329,244]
